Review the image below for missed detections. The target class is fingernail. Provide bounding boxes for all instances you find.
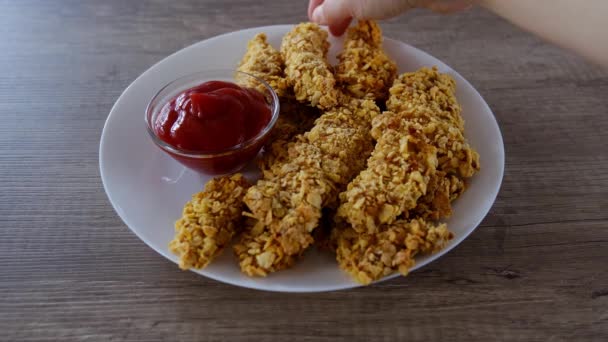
[312,5,325,24]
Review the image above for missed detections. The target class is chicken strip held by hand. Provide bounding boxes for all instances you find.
[335,20,397,100]
[281,23,340,109]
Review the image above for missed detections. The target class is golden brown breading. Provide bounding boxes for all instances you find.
[233,218,297,277]
[236,33,290,97]
[371,110,479,180]
[334,218,453,284]
[335,20,397,100]
[387,67,465,132]
[382,67,479,218]
[234,99,381,276]
[336,115,438,234]
[333,68,479,284]
[281,23,340,109]
[413,172,465,220]
[257,98,319,173]
[169,174,250,270]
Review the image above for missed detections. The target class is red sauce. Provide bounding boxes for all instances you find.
[152,81,273,174]
[154,81,271,152]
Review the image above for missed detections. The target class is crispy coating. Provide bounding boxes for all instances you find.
[233,218,298,277]
[336,69,477,234]
[174,29,479,284]
[335,20,397,100]
[234,99,381,276]
[334,218,453,284]
[371,111,478,221]
[413,172,465,220]
[257,98,319,173]
[336,121,438,233]
[372,110,479,180]
[382,67,479,218]
[236,33,290,97]
[169,174,250,270]
[281,23,340,109]
[387,67,465,132]
[333,68,479,284]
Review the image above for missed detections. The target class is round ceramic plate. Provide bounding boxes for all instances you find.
[100,25,504,292]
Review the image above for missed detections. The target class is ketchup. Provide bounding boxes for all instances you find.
[150,80,274,175]
[154,81,271,152]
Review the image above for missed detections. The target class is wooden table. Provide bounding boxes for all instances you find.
[1,1,606,341]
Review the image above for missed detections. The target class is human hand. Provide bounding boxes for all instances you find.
[308,0,475,36]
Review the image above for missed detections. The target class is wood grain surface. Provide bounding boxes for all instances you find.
[1,1,606,341]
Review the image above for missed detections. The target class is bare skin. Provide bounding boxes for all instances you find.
[308,0,608,67]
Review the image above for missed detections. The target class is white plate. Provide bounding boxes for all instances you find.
[100,25,504,292]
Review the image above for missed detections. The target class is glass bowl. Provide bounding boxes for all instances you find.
[145,70,280,175]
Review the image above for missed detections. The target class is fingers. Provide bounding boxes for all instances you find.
[311,0,355,36]
[329,17,353,36]
[308,0,324,21]
[309,0,475,36]
[311,0,353,27]
[311,0,418,34]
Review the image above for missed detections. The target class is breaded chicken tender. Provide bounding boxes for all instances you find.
[387,67,465,132]
[169,174,250,270]
[257,98,319,173]
[281,23,340,109]
[372,110,479,179]
[333,68,479,284]
[233,218,298,277]
[334,218,453,285]
[236,33,290,97]
[336,122,438,233]
[413,171,465,220]
[234,99,381,276]
[383,67,479,218]
[335,20,397,100]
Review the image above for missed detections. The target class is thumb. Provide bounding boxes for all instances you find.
[311,0,353,36]
[312,0,417,23]
[311,0,351,25]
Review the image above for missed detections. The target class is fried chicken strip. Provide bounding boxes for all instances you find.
[335,20,397,100]
[372,111,476,219]
[383,67,480,218]
[334,218,453,284]
[257,98,319,173]
[338,67,480,233]
[333,68,481,284]
[385,67,479,178]
[336,115,438,233]
[236,33,290,97]
[387,66,466,134]
[169,174,251,270]
[234,99,381,276]
[281,23,340,109]
[235,33,321,172]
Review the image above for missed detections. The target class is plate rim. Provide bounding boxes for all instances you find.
[99,24,505,292]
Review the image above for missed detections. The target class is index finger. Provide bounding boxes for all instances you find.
[308,0,324,21]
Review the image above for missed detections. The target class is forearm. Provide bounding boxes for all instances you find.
[481,0,608,67]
